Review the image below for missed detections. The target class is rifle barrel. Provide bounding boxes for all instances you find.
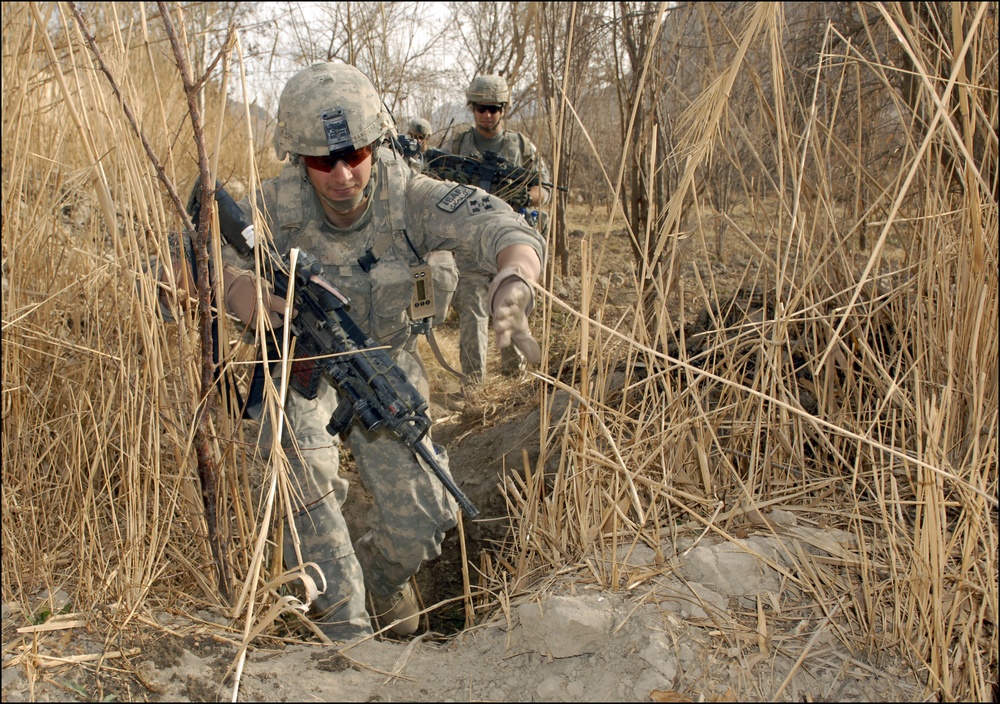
[411,434,480,518]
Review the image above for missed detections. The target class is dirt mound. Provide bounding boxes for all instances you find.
[2,507,924,702]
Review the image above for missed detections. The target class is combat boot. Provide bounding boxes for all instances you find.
[371,582,420,636]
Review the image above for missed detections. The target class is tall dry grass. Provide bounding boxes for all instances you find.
[1,1,286,631]
[1,2,996,702]
[494,3,997,701]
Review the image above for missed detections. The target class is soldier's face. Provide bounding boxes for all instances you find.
[473,104,503,134]
[303,149,373,206]
[409,133,428,153]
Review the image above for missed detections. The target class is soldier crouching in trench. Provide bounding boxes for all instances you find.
[157,62,546,643]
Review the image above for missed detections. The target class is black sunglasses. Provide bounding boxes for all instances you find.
[474,104,503,115]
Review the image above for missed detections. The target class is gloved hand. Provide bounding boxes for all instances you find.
[488,266,541,365]
[529,184,549,206]
[223,264,290,330]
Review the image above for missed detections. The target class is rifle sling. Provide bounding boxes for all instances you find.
[423,328,470,386]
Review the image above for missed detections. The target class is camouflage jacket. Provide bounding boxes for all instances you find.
[449,127,551,186]
[232,145,545,352]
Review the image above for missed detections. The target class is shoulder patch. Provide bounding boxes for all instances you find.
[466,194,497,214]
[437,184,475,213]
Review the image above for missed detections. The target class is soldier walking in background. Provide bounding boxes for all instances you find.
[406,117,432,172]
[408,117,433,161]
[449,75,551,384]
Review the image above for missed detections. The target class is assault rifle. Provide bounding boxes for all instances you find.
[190,184,478,517]
[266,247,480,518]
[423,149,567,208]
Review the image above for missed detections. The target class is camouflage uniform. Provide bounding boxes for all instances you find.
[227,68,544,642]
[449,127,550,381]
[405,117,432,174]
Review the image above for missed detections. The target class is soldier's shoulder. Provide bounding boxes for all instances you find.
[259,171,281,194]
[405,173,467,202]
[508,130,537,150]
[261,164,309,207]
[251,171,282,210]
[450,128,474,152]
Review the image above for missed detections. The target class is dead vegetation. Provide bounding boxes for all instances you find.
[2,2,997,702]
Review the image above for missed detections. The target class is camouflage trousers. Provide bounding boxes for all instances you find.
[258,346,458,642]
[453,270,524,385]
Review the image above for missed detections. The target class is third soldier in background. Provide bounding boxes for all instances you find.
[449,75,551,385]
[405,117,432,173]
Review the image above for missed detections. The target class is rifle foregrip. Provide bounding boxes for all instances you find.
[327,394,357,435]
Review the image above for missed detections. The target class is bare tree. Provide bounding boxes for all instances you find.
[254,2,456,128]
[532,2,613,277]
[445,0,535,94]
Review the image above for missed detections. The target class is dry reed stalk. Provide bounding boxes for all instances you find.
[456,509,474,629]
[3,1,298,680]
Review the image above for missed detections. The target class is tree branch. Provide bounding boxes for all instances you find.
[156,0,234,604]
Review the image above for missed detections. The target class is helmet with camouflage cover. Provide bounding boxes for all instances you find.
[465,75,510,107]
[408,117,432,138]
[274,62,392,160]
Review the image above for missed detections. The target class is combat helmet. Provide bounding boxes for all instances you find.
[274,62,392,160]
[465,75,510,107]
[408,117,432,138]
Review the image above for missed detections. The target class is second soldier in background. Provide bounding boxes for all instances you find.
[449,75,551,385]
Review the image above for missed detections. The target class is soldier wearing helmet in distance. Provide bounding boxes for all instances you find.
[448,75,551,385]
[167,63,545,643]
[393,116,433,175]
[406,117,433,171]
